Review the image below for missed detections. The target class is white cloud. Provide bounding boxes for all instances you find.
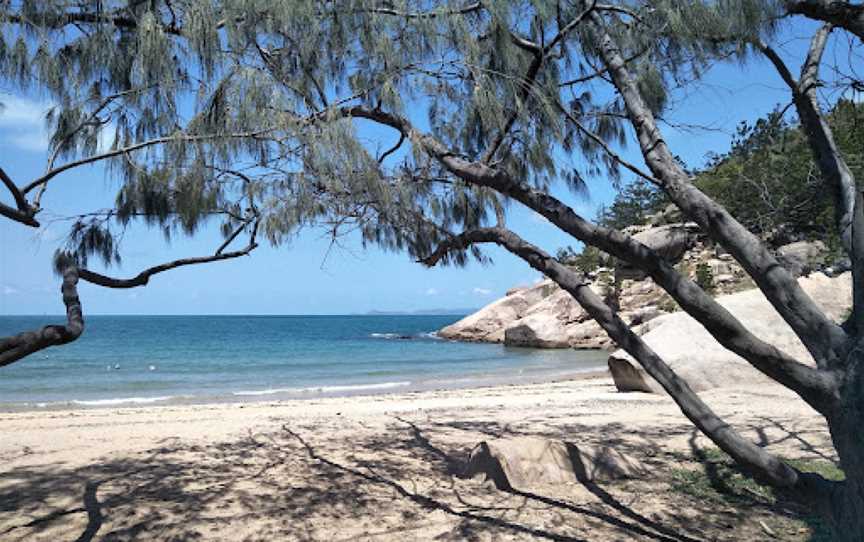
[0,94,115,153]
[0,94,51,152]
[472,287,492,296]
[425,287,439,296]
[2,285,19,295]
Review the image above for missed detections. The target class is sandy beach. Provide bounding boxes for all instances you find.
[0,373,835,541]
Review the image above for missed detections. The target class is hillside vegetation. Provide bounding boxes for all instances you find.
[558,99,864,271]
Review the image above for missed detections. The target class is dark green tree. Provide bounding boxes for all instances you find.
[695,101,864,248]
[596,178,668,230]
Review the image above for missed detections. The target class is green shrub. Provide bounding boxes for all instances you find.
[695,262,715,293]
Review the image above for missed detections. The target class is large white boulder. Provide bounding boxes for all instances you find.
[608,272,852,393]
[503,288,588,348]
[776,240,828,276]
[463,437,646,491]
[504,312,571,348]
[438,280,556,342]
[566,319,614,350]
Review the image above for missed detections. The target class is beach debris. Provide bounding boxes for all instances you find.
[463,437,646,491]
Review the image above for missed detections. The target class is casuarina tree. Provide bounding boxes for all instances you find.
[1,1,863,536]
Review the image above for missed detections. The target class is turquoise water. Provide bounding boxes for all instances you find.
[0,315,607,408]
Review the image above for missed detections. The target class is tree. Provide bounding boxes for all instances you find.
[596,178,667,230]
[295,2,864,534]
[1,0,863,537]
[0,1,345,365]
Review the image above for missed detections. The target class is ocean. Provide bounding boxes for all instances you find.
[0,315,607,409]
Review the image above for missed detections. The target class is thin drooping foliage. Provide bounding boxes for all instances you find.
[1,0,863,536]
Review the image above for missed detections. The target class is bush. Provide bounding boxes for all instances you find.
[556,245,607,274]
[695,262,715,293]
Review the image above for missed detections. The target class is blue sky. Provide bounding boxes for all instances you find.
[0,17,855,315]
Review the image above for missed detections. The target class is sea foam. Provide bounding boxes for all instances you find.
[71,395,176,406]
[232,381,411,396]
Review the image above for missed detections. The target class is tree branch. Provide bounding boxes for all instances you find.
[786,0,864,42]
[754,40,799,89]
[421,226,836,494]
[758,26,862,338]
[3,10,182,36]
[482,2,596,163]
[364,2,483,19]
[590,12,847,365]
[21,130,273,197]
[78,221,259,289]
[0,167,39,227]
[343,104,840,411]
[0,267,83,368]
[554,101,661,184]
[558,47,649,87]
[378,133,405,164]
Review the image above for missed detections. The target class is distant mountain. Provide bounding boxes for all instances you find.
[364,308,477,316]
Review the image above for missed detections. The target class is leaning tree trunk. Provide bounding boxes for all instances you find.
[825,344,864,539]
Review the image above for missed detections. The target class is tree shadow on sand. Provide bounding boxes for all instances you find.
[0,416,832,541]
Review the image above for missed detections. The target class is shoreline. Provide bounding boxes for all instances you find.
[0,367,611,413]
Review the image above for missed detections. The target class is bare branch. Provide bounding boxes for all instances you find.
[786,0,864,42]
[364,2,483,19]
[78,221,259,289]
[378,133,405,164]
[759,25,862,337]
[754,40,799,89]
[555,101,661,184]
[0,167,39,227]
[0,267,83,368]
[590,12,847,364]
[0,200,37,227]
[344,104,839,410]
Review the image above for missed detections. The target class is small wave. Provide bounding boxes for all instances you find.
[232,387,299,397]
[71,396,176,406]
[317,381,410,393]
[233,381,411,397]
[370,331,441,340]
[369,332,409,339]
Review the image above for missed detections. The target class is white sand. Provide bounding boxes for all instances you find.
[0,374,833,541]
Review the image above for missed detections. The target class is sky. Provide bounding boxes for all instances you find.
[0,17,857,315]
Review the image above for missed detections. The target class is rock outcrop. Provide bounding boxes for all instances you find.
[463,437,646,491]
[776,240,828,277]
[616,223,700,280]
[439,220,839,360]
[438,280,556,342]
[608,272,852,393]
